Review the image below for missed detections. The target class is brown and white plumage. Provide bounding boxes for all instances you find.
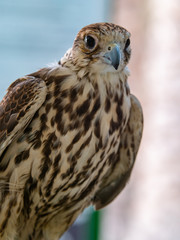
[0,22,143,240]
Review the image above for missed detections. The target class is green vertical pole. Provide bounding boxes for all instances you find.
[88,210,101,240]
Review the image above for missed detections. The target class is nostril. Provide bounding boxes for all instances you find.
[104,55,111,61]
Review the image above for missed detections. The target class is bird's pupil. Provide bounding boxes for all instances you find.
[125,38,130,49]
[85,35,96,49]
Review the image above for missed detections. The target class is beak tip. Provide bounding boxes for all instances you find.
[113,63,119,70]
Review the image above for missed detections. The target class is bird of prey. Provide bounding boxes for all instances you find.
[0,22,143,240]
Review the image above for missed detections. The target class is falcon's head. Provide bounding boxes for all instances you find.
[68,22,131,74]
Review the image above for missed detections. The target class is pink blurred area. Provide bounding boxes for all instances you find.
[101,0,180,239]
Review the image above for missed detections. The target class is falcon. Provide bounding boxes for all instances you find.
[0,23,143,240]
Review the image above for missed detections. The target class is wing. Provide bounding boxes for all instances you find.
[0,76,47,158]
[93,94,143,210]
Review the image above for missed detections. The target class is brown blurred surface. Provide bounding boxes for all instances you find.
[101,0,180,239]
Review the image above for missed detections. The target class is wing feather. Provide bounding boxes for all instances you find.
[0,76,47,157]
[93,94,143,210]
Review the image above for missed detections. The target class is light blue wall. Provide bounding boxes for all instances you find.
[0,0,111,99]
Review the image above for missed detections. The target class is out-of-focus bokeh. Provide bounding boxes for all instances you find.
[1,0,180,240]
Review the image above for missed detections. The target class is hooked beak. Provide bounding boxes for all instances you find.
[103,44,121,70]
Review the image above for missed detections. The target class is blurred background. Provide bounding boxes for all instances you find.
[0,0,180,239]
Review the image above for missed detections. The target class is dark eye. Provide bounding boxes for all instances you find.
[125,38,130,50]
[84,35,96,49]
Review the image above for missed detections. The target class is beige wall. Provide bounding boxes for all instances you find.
[101,0,180,239]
